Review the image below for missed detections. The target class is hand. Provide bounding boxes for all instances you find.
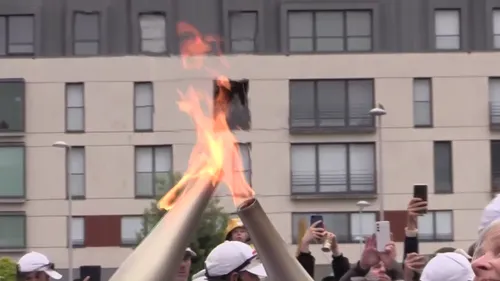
[380,241,397,267]
[83,277,90,281]
[404,253,426,273]
[407,198,427,230]
[302,220,325,244]
[360,234,380,269]
[325,232,339,253]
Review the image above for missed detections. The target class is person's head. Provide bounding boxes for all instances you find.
[472,218,500,280]
[176,248,197,281]
[366,261,390,281]
[17,252,62,281]
[420,252,474,281]
[225,218,249,243]
[205,241,266,281]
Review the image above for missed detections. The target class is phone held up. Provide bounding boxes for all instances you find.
[310,215,325,229]
[413,184,428,214]
[375,221,391,252]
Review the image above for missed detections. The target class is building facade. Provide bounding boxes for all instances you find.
[1,0,500,280]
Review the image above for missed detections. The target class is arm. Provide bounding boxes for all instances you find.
[331,252,350,279]
[339,261,369,281]
[297,251,315,278]
[403,198,425,263]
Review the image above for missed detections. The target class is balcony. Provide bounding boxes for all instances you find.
[291,171,376,199]
[289,107,375,134]
[490,102,500,130]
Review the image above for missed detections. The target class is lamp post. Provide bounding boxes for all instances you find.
[369,104,387,221]
[52,141,73,281]
[356,200,370,254]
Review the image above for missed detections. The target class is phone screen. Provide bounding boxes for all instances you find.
[310,215,324,229]
[413,184,428,214]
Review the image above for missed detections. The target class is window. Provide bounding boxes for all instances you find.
[135,146,173,197]
[139,13,167,53]
[0,214,25,249]
[66,83,84,132]
[0,146,25,198]
[413,78,432,127]
[229,12,257,53]
[121,216,143,245]
[71,217,85,246]
[74,12,100,55]
[435,10,460,50]
[0,79,25,132]
[289,79,374,131]
[418,211,453,241]
[213,79,251,131]
[490,78,500,125]
[234,143,251,184]
[491,141,500,191]
[288,11,372,53]
[290,143,375,194]
[292,212,375,243]
[69,147,85,198]
[434,141,453,193]
[494,10,500,49]
[0,15,35,56]
[134,82,154,131]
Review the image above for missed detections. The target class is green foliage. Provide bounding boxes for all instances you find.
[137,172,229,277]
[0,257,17,281]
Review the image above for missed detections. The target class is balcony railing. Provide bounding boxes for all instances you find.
[290,107,375,133]
[291,171,375,194]
[490,102,500,130]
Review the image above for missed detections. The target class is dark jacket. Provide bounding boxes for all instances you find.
[338,260,404,281]
[330,254,350,280]
[403,228,420,281]
[297,251,315,278]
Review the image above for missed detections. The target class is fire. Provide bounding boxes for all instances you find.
[157,23,254,211]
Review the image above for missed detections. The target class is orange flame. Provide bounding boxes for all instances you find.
[157,23,254,211]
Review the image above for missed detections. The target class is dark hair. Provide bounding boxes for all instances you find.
[16,263,55,281]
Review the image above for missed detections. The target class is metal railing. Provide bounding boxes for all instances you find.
[290,107,374,131]
[291,172,375,194]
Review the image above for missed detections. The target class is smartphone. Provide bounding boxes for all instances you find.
[310,215,324,229]
[413,184,428,214]
[375,221,391,252]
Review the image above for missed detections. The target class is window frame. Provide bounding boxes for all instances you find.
[134,145,174,198]
[291,212,377,243]
[0,212,26,249]
[0,15,35,56]
[69,216,85,247]
[67,146,86,199]
[65,83,85,133]
[417,210,454,242]
[0,78,26,133]
[289,79,375,133]
[433,141,453,194]
[290,142,376,195]
[120,215,144,246]
[413,78,433,128]
[0,144,26,199]
[138,12,168,55]
[434,9,461,51]
[134,82,154,132]
[228,11,258,53]
[73,11,101,56]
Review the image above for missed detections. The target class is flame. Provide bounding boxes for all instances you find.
[157,23,254,211]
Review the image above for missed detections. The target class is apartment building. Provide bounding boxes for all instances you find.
[1,0,500,280]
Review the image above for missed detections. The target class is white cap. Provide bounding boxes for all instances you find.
[205,241,266,278]
[186,247,197,257]
[479,194,500,234]
[420,252,474,281]
[18,252,62,280]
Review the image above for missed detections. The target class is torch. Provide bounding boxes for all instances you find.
[108,179,218,281]
[237,199,315,281]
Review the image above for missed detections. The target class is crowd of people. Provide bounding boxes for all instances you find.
[13,195,500,281]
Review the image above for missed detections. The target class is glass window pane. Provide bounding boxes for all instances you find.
[136,172,154,196]
[317,80,345,127]
[0,81,24,132]
[66,84,84,107]
[134,83,153,106]
[291,145,316,193]
[0,147,24,197]
[347,37,371,51]
[70,174,85,197]
[414,102,431,126]
[75,13,99,40]
[154,147,172,172]
[316,12,343,37]
[494,35,500,49]
[0,216,25,248]
[70,148,85,174]
[231,40,255,53]
[135,107,153,130]
[349,144,375,192]
[0,17,5,55]
[316,38,344,52]
[140,14,166,40]
[418,213,434,240]
[436,36,460,50]
[494,10,500,35]
[74,42,99,55]
[289,38,313,52]
[348,80,373,125]
[414,79,431,102]
[346,11,371,36]
[8,44,33,54]
[66,108,84,131]
[71,218,85,245]
[351,213,376,240]
[8,16,34,45]
[141,39,166,53]
[292,214,309,243]
[230,12,257,40]
[435,212,453,239]
[434,142,453,193]
[435,10,460,36]
[290,81,315,127]
[324,213,349,242]
[136,148,153,172]
[318,145,347,192]
[289,12,313,37]
[121,217,143,244]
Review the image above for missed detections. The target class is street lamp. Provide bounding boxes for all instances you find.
[356,200,370,254]
[52,141,73,281]
[369,104,387,221]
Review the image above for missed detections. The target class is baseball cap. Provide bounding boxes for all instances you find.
[205,241,266,278]
[17,251,62,280]
[420,252,474,281]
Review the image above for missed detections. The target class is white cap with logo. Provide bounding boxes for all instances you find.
[17,251,62,280]
[420,252,474,281]
[205,241,266,278]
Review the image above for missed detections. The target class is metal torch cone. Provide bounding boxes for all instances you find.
[237,199,314,281]
[109,179,218,281]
